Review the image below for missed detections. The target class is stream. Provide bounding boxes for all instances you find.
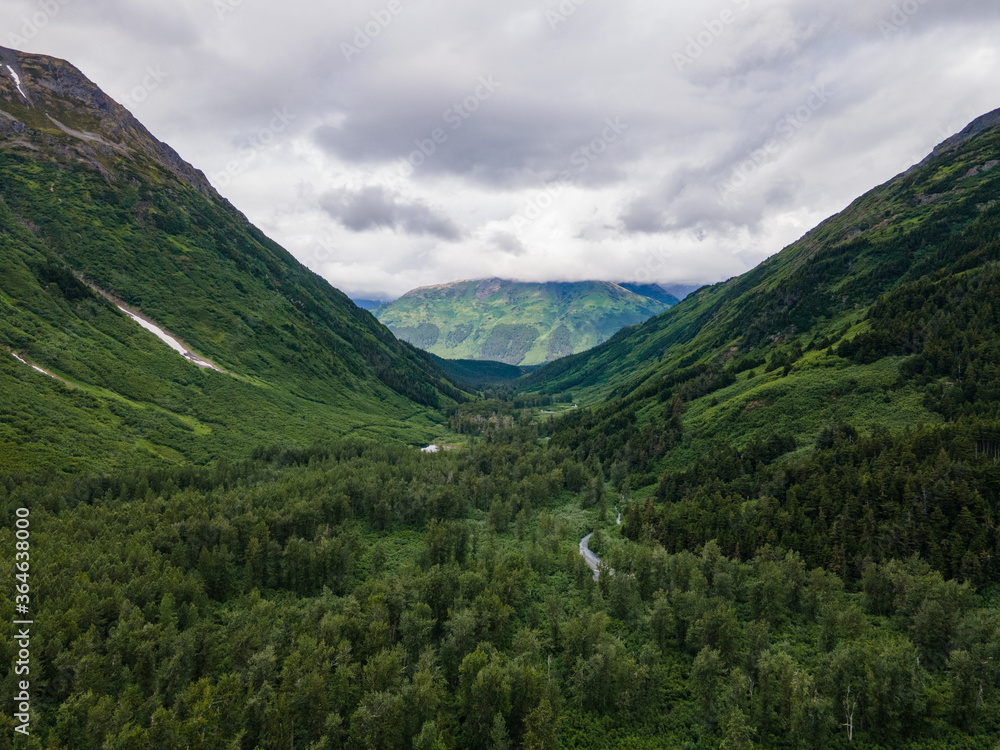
[579,506,622,580]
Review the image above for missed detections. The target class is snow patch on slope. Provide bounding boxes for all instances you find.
[6,65,26,99]
[115,304,224,372]
[119,306,186,355]
[9,350,61,381]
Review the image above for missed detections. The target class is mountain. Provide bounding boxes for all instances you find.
[523,106,1000,588]
[617,282,682,306]
[0,45,461,474]
[351,298,391,312]
[374,278,674,366]
[658,282,703,301]
[526,107,1000,435]
[3,47,999,750]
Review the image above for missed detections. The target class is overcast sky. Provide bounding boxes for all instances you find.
[7,0,1000,299]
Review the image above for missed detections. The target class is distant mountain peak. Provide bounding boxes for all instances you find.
[376,278,675,366]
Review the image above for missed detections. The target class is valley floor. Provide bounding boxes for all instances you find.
[3,410,996,750]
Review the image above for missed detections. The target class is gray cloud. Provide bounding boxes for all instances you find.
[313,94,640,189]
[60,0,199,46]
[6,0,1000,298]
[490,231,528,256]
[320,186,461,240]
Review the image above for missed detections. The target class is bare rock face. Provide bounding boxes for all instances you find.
[475,278,503,301]
[0,44,213,196]
[0,109,26,137]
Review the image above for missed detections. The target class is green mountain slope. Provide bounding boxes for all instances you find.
[0,45,461,475]
[375,278,674,366]
[526,108,1000,440]
[521,108,1000,589]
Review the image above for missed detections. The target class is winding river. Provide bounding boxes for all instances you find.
[579,506,621,580]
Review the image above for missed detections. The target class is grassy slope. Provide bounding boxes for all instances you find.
[0,50,462,475]
[524,116,1000,453]
[375,279,672,366]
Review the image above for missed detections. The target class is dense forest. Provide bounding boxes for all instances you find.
[1,404,997,749]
